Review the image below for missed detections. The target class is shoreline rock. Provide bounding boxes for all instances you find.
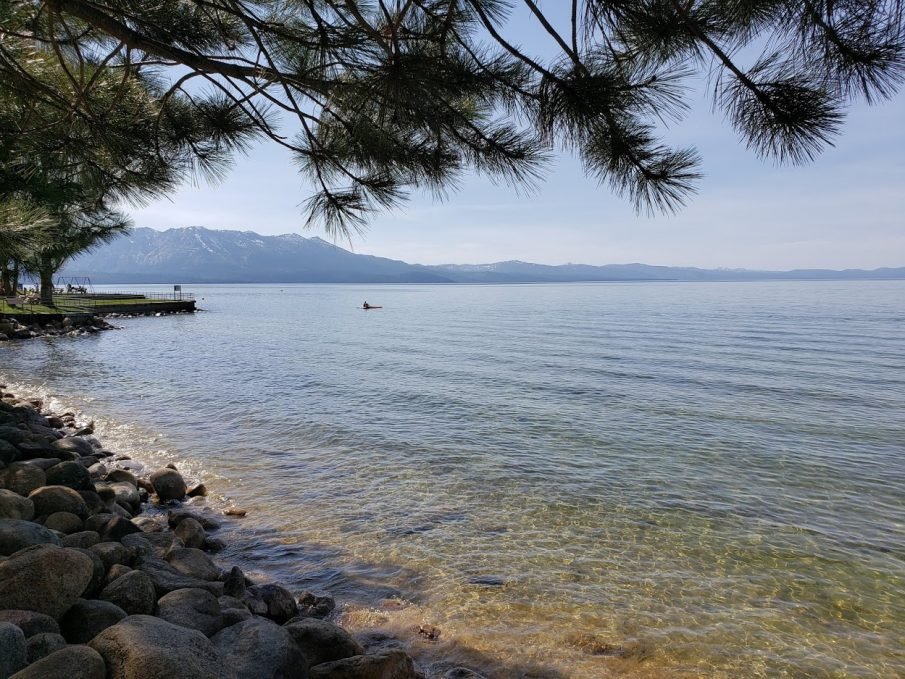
[0,389,426,679]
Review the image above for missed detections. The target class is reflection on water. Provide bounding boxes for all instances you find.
[2,280,904,678]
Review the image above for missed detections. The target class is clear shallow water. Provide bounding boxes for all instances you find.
[2,281,904,678]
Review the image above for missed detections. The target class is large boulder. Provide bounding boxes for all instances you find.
[1,464,46,497]
[0,545,95,618]
[0,439,20,465]
[59,599,128,644]
[62,531,100,550]
[109,482,140,511]
[28,486,89,519]
[45,461,91,491]
[70,547,107,600]
[0,519,62,556]
[0,621,27,678]
[0,490,33,521]
[135,554,224,598]
[10,644,107,679]
[307,650,417,679]
[173,517,205,549]
[218,596,252,627]
[156,588,224,637]
[99,570,157,616]
[98,516,141,543]
[211,617,307,679]
[0,610,59,638]
[105,469,138,486]
[24,632,67,663]
[167,510,221,531]
[149,469,186,502]
[284,618,364,668]
[44,511,84,534]
[165,547,220,581]
[51,437,95,457]
[89,615,233,679]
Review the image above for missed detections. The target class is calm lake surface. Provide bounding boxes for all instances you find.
[2,281,904,678]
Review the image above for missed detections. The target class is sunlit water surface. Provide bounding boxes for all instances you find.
[2,281,904,678]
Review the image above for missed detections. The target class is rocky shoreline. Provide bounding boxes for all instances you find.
[0,386,454,679]
[0,317,115,342]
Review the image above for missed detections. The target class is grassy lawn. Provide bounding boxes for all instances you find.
[1,295,187,316]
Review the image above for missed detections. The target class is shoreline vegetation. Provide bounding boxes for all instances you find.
[0,385,460,679]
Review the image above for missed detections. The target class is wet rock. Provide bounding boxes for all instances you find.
[0,518,62,555]
[308,649,417,679]
[0,610,59,638]
[62,530,100,549]
[24,632,67,663]
[44,511,84,534]
[211,617,307,679]
[156,588,224,637]
[166,547,221,581]
[45,461,91,491]
[149,468,186,502]
[187,483,208,497]
[105,469,137,486]
[296,592,336,620]
[168,510,221,531]
[0,621,27,678]
[89,615,231,679]
[284,618,364,668]
[51,437,95,457]
[28,485,89,519]
[124,531,173,557]
[99,570,156,616]
[223,507,247,517]
[12,644,107,679]
[59,599,128,644]
[1,463,46,497]
[0,490,34,521]
[109,482,140,511]
[174,517,205,549]
[245,583,298,623]
[97,516,141,543]
[222,566,246,598]
[204,536,226,552]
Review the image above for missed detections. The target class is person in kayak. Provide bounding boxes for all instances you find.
[363,301,370,309]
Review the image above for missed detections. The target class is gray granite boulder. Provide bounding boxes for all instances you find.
[109,482,140,511]
[0,621,27,678]
[0,519,62,556]
[60,599,128,643]
[90,541,132,572]
[45,461,91,491]
[24,632,67,663]
[62,530,100,549]
[99,570,156,616]
[211,617,307,679]
[218,596,252,626]
[0,464,45,497]
[165,547,220,581]
[51,437,95,457]
[135,554,224,597]
[0,490,33,521]
[156,588,224,637]
[173,516,205,549]
[149,469,186,502]
[0,545,95,618]
[284,618,364,668]
[307,650,417,679]
[11,644,107,679]
[0,610,59,638]
[105,469,137,486]
[69,547,107,599]
[44,511,83,534]
[28,486,88,519]
[89,615,233,679]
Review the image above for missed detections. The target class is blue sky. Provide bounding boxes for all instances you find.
[128,9,905,270]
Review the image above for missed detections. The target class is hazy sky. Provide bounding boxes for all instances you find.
[128,10,905,270]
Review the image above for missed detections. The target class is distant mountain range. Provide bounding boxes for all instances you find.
[62,226,905,284]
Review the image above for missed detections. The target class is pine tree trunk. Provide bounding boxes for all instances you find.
[0,264,10,296]
[11,261,20,295]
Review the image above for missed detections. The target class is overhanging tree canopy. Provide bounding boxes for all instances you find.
[3,1,903,234]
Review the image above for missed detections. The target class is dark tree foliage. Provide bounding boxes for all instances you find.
[2,1,903,234]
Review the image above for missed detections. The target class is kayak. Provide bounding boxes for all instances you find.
[362,305,382,309]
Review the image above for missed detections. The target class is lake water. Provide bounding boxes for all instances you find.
[2,281,904,678]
